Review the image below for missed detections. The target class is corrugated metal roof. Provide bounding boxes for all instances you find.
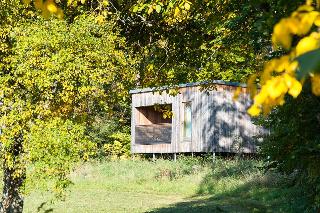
[129,80,247,94]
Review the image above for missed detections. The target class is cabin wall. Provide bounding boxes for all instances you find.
[131,91,178,153]
[131,85,265,154]
[180,85,263,153]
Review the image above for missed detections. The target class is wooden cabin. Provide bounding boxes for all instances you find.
[130,81,265,155]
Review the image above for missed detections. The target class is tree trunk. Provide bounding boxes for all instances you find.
[0,165,24,213]
[0,135,25,213]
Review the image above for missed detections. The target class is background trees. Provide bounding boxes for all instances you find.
[113,0,301,87]
[1,0,320,211]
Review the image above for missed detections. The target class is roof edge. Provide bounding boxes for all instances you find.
[129,80,247,94]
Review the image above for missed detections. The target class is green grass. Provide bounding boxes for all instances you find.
[22,157,307,212]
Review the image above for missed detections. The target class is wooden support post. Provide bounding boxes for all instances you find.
[153,153,156,162]
[191,152,194,158]
[212,151,216,162]
[174,153,177,162]
[212,143,216,162]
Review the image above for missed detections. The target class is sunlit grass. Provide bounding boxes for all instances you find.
[19,157,306,212]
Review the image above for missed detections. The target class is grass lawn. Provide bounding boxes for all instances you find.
[22,157,306,212]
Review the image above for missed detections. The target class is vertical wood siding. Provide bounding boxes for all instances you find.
[131,84,265,154]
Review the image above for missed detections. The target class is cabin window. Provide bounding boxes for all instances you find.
[183,102,192,140]
[135,104,172,145]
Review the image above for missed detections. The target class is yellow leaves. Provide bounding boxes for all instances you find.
[253,89,267,105]
[286,18,300,35]
[34,0,44,10]
[267,78,286,99]
[34,0,64,19]
[261,56,296,86]
[247,71,303,116]
[184,2,191,11]
[146,4,163,15]
[247,105,261,117]
[280,74,302,98]
[314,15,320,26]
[296,35,320,56]
[45,0,58,13]
[133,0,191,20]
[271,4,320,50]
[67,0,84,7]
[22,0,32,5]
[102,0,109,7]
[306,0,313,6]
[232,87,242,101]
[247,74,257,98]
[274,55,290,72]
[272,19,292,49]
[288,80,302,97]
[154,5,161,13]
[299,11,319,35]
[96,15,105,24]
[56,8,64,19]
[286,61,299,73]
[311,74,320,95]
[148,6,154,14]
[245,3,320,116]
[297,4,314,12]
[132,1,192,25]
[174,7,180,17]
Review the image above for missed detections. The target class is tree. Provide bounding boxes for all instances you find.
[260,87,320,209]
[18,0,302,86]
[244,0,320,209]
[247,1,320,116]
[0,13,136,211]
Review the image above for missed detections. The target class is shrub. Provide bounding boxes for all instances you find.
[103,132,131,159]
[260,85,320,210]
[25,118,96,196]
[88,116,131,159]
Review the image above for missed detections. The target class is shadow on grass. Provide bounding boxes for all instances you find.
[147,185,271,212]
[148,163,306,213]
[37,202,53,213]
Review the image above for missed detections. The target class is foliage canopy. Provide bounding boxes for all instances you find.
[0,12,137,210]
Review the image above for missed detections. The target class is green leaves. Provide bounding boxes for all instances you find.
[156,5,161,13]
[25,118,96,195]
[121,0,301,88]
[296,48,320,79]
[0,13,137,196]
[6,15,136,119]
[103,132,131,159]
[132,5,139,13]
[184,2,190,11]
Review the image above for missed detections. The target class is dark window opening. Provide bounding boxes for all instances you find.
[135,104,172,145]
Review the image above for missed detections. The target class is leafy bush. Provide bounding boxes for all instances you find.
[260,85,320,210]
[25,118,96,196]
[88,116,131,159]
[103,132,131,159]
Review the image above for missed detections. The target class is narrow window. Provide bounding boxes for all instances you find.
[183,102,192,140]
